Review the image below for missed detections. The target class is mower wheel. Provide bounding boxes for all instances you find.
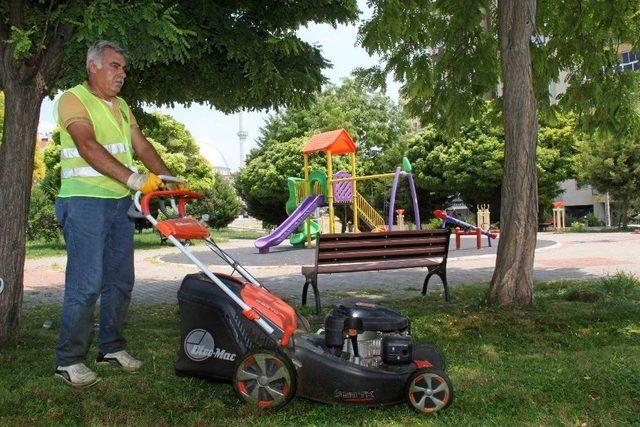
[414,343,446,370]
[405,367,453,414]
[233,349,296,411]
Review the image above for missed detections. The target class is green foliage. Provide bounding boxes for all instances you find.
[536,1,640,133]
[423,217,443,230]
[256,79,408,172]
[357,0,500,131]
[238,79,408,225]
[403,103,579,220]
[584,212,602,227]
[138,112,215,191]
[189,174,241,229]
[358,1,640,134]
[536,113,581,217]
[577,126,640,227]
[7,26,36,60]
[10,0,360,111]
[235,137,310,226]
[32,146,45,183]
[27,186,60,242]
[40,133,62,201]
[570,221,587,232]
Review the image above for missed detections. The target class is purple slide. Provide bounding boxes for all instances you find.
[255,195,324,254]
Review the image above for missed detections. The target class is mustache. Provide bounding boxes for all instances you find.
[113,78,125,84]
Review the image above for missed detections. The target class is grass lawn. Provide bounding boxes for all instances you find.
[25,228,266,258]
[1,274,639,425]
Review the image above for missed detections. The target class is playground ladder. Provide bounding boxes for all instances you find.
[354,191,386,230]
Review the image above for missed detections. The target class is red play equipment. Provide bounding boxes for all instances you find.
[434,209,498,250]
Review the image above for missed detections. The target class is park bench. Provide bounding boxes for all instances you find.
[538,222,553,232]
[301,229,451,313]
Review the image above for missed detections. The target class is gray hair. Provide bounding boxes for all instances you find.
[86,40,126,71]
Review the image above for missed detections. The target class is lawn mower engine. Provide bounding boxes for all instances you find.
[287,301,451,412]
[323,302,443,369]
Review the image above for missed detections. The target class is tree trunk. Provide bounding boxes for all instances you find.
[620,195,630,229]
[488,0,538,306]
[0,81,44,345]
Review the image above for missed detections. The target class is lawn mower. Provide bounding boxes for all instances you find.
[134,182,454,414]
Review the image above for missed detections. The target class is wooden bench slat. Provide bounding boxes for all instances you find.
[317,236,448,249]
[319,229,449,238]
[303,257,442,275]
[317,246,447,261]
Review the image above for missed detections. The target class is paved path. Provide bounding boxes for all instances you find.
[23,232,640,307]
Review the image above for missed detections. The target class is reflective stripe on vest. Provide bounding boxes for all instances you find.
[61,163,138,179]
[60,142,129,160]
[56,83,135,198]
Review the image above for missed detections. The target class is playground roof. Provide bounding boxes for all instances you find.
[301,128,356,155]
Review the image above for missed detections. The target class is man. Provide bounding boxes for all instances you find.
[54,40,177,387]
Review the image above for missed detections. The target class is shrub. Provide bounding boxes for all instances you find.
[28,186,61,242]
[583,212,602,226]
[570,221,586,232]
[190,174,241,229]
[423,217,443,230]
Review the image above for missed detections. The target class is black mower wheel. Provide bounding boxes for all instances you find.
[405,367,453,414]
[233,349,296,411]
[413,343,446,370]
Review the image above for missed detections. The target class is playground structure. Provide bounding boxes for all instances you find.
[434,209,498,250]
[552,201,566,232]
[476,204,491,232]
[254,129,421,253]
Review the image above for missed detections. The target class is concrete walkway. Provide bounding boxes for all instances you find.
[23,232,640,307]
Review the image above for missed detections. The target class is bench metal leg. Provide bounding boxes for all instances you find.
[422,266,450,302]
[311,276,321,315]
[302,275,310,306]
[302,274,322,314]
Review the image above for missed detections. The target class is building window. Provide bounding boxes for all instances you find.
[621,51,639,71]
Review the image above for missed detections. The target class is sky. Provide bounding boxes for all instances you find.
[37,2,400,172]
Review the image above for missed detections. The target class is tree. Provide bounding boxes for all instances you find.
[255,79,408,173]
[577,128,640,228]
[0,1,358,345]
[402,105,578,223]
[236,137,313,226]
[189,174,242,230]
[237,78,408,225]
[358,0,640,306]
[138,112,215,191]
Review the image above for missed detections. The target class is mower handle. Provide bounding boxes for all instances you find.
[135,189,205,219]
[133,175,192,218]
[157,174,186,184]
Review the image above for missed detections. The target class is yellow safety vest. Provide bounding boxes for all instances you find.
[56,84,135,198]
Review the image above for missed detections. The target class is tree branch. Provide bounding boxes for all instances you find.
[8,0,23,28]
[39,21,73,93]
[38,0,56,56]
[0,9,9,40]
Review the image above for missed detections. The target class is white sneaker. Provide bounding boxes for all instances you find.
[55,363,101,388]
[96,350,142,372]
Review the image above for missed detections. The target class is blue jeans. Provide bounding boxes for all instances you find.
[55,196,135,367]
